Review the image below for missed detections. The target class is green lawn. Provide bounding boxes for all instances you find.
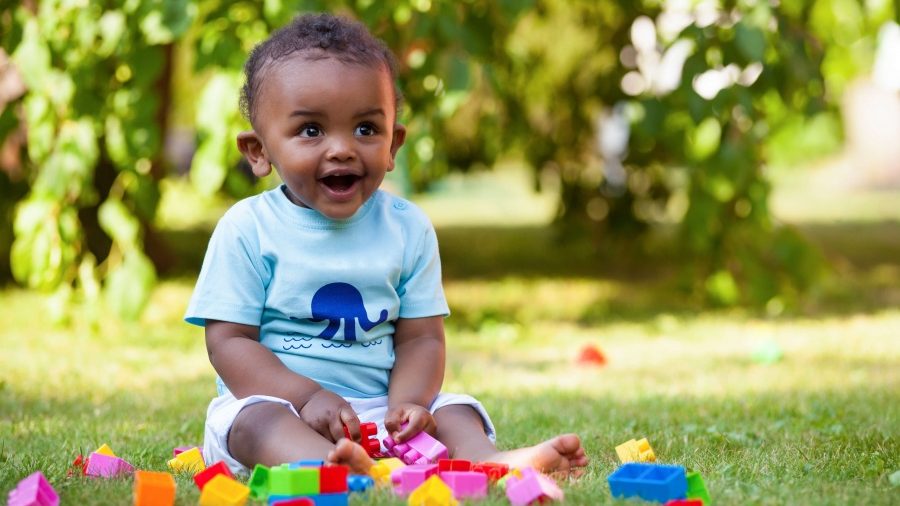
[1,170,898,505]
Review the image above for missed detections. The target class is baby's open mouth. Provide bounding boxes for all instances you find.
[320,174,360,192]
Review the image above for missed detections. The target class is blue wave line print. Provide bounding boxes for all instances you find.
[361,339,383,347]
[321,342,353,349]
[283,344,312,350]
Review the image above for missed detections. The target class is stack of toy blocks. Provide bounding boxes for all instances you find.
[407,475,457,506]
[253,462,349,506]
[167,446,206,474]
[615,437,656,463]
[504,467,564,506]
[607,463,688,503]
[436,459,488,500]
[133,470,176,506]
[383,424,449,465]
[199,474,250,506]
[7,471,59,506]
[85,444,135,478]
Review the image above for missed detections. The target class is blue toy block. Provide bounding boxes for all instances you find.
[312,492,348,506]
[289,460,325,468]
[607,463,687,503]
[347,474,374,493]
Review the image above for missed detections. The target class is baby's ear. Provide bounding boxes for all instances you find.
[236,131,272,177]
[387,124,407,171]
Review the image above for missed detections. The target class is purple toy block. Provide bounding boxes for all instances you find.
[505,467,564,506]
[7,471,59,506]
[440,471,488,499]
[390,464,438,495]
[84,452,135,478]
[383,423,448,465]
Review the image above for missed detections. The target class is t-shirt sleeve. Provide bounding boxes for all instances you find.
[184,210,268,327]
[397,223,450,318]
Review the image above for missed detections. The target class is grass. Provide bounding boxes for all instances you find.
[1,169,899,505]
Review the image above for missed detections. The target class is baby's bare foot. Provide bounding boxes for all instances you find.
[325,438,375,475]
[489,434,589,477]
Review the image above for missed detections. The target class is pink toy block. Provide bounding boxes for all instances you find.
[383,424,448,465]
[440,471,488,499]
[85,451,134,478]
[505,468,564,506]
[173,445,200,457]
[7,471,59,506]
[270,499,314,506]
[390,464,438,495]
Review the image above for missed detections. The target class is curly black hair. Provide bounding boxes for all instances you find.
[239,13,402,125]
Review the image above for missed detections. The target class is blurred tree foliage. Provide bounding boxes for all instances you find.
[0,0,895,321]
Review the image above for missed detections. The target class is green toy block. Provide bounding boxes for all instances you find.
[270,466,320,496]
[248,464,270,500]
[686,471,711,504]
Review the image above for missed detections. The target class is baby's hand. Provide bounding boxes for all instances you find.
[299,389,360,443]
[384,402,436,443]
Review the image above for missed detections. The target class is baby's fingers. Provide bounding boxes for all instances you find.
[340,410,361,442]
[383,408,407,440]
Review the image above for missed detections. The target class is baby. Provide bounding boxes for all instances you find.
[185,12,588,477]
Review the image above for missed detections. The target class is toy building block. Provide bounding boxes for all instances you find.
[172,445,198,457]
[407,475,458,506]
[94,443,116,457]
[68,454,88,477]
[288,460,325,468]
[248,464,270,500]
[577,344,607,366]
[347,474,375,493]
[199,474,249,506]
[342,422,382,457]
[194,461,235,491]
[167,446,206,474]
[269,466,319,496]
[686,471,711,504]
[437,459,471,473]
[471,461,510,482]
[392,464,439,495]
[665,500,703,506]
[439,471,488,499]
[133,470,176,506]
[269,499,314,506]
[310,493,349,506]
[607,463,687,503]
[85,452,135,478]
[615,437,656,463]
[369,457,405,486]
[505,467,564,506]
[7,471,59,506]
[384,424,448,465]
[319,465,349,493]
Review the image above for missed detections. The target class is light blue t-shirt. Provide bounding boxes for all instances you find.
[185,187,449,398]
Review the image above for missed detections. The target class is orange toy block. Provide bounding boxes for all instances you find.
[133,470,176,506]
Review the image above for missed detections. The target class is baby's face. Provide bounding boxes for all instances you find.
[253,53,404,220]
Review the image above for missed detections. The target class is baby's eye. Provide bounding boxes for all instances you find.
[354,123,377,136]
[299,125,322,137]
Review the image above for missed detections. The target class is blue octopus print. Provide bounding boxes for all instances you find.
[307,282,387,341]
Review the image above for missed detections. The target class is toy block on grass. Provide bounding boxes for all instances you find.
[471,461,510,482]
[199,474,249,506]
[369,457,405,486]
[7,471,59,506]
[85,452,135,478]
[384,424,448,465]
[505,467,563,506]
[167,446,206,474]
[407,475,457,506]
[133,470,176,506]
[615,437,656,463]
[577,343,607,366]
[194,461,234,491]
[248,464,270,500]
[440,471,488,499]
[94,443,116,457]
[437,459,471,473]
[391,464,439,495]
[686,471,711,504]
[269,498,314,506]
[607,463,687,503]
[311,493,349,506]
[68,454,88,477]
[347,474,375,492]
[173,445,200,457]
[319,465,349,493]
[665,500,703,506]
[269,466,319,496]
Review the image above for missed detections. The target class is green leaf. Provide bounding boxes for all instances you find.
[688,117,721,161]
[10,18,51,91]
[706,270,740,306]
[97,10,127,57]
[98,198,140,248]
[104,251,157,321]
[190,138,228,196]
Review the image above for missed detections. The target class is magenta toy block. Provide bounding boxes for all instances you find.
[390,464,438,495]
[440,471,488,499]
[173,445,200,457]
[505,468,564,506]
[7,471,59,506]
[383,424,448,465]
[270,499,314,506]
[85,452,134,478]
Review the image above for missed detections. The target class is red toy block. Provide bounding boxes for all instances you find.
[665,500,703,506]
[438,459,472,473]
[68,454,88,477]
[577,344,607,366]
[342,422,381,457]
[193,461,234,491]
[472,461,510,482]
[270,499,314,506]
[319,465,349,493]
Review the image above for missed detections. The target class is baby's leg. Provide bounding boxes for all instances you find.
[228,402,373,474]
[433,405,589,475]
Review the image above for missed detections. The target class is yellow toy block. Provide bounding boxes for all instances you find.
[615,437,656,463]
[370,457,406,486]
[380,457,406,473]
[408,475,458,506]
[94,443,116,457]
[133,470,176,506]
[199,474,249,506]
[167,446,206,474]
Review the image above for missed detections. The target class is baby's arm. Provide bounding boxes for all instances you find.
[385,316,446,442]
[205,319,361,442]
